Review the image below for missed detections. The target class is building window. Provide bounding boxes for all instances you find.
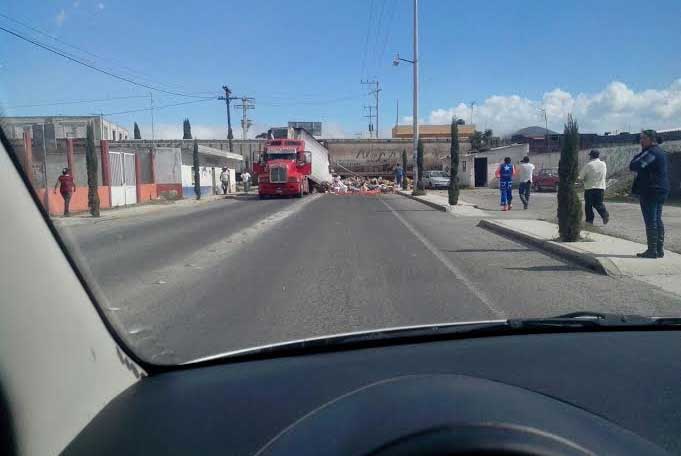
[463,161,467,172]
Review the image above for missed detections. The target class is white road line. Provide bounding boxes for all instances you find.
[381,198,504,317]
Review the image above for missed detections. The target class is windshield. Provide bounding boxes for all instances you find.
[2,0,681,366]
[265,152,297,161]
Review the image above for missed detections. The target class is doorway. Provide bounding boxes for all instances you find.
[474,157,488,187]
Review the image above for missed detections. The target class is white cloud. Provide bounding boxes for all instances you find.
[321,122,349,138]
[55,9,66,27]
[97,2,105,10]
[425,79,681,136]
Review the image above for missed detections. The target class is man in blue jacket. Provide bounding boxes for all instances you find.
[630,130,669,258]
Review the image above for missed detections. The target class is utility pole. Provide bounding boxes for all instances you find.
[218,85,238,152]
[235,97,256,140]
[413,0,419,187]
[538,107,548,152]
[361,80,381,138]
[470,101,476,126]
[149,92,155,141]
[364,105,374,138]
[395,98,399,127]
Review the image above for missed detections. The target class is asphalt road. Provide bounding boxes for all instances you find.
[59,193,681,365]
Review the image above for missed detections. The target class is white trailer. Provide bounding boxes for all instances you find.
[288,127,332,187]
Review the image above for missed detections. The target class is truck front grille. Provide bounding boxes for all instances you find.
[270,167,287,183]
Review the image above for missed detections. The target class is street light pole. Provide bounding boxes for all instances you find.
[412,0,419,190]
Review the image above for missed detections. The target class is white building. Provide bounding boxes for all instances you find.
[0,115,129,141]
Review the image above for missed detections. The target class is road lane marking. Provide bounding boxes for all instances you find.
[380,198,503,317]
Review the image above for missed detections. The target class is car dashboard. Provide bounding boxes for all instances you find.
[64,330,681,455]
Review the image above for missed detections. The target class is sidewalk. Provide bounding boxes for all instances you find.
[443,188,681,254]
[479,218,681,298]
[51,193,233,226]
[396,190,488,217]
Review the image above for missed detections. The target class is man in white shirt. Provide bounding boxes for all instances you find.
[517,156,535,209]
[241,170,252,193]
[578,150,609,225]
[219,167,231,194]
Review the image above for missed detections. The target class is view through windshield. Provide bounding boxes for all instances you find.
[2,0,681,365]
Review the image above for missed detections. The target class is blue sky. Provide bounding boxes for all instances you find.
[1,0,681,138]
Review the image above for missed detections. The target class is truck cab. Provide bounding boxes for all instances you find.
[254,139,312,198]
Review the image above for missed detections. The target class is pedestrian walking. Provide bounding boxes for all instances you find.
[393,164,404,192]
[517,156,535,210]
[495,157,515,211]
[53,167,76,216]
[241,170,252,193]
[219,167,231,194]
[630,130,669,258]
[578,150,609,225]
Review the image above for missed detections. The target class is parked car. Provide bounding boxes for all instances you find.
[423,170,450,189]
[533,168,560,192]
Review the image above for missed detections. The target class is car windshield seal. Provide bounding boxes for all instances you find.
[177,312,681,369]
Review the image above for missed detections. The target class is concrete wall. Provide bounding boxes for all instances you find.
[154,148,182,184]
[453,140,681,190]
[181,165,229,198]
[450,144,529,187]
[115,139,264,170]
[324,138,471,177]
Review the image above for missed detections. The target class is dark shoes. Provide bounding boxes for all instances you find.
[603,215,609,225]
[638,228,662,259]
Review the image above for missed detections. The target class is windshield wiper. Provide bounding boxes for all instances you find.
[509,311,681,330]
[182,312,681,367]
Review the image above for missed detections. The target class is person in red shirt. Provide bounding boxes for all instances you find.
[53,168,76,216]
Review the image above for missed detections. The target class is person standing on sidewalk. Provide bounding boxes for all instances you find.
[241,170,252,194]
[495,157,515,211]
[219,167,231,194]
[578,150,609,225]
[517,156,535,210]
[393,164,404,192]
[53,168,76,216]
[630,130,669,259]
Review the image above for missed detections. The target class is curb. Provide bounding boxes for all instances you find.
[477,219,620,276]
[396,191,449,212]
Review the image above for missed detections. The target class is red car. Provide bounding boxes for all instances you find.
[533,168,560,192]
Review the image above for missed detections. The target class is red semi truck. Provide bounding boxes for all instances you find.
[253,127,331,198]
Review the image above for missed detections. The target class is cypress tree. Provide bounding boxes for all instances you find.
[448,119,460,205]
[133,122,141,139]
[85,123,100,216]
[183,118,193,140]
[557,114,582,241]
[412,139,426,196]
[193,139,201,199]
[401,149,408,190]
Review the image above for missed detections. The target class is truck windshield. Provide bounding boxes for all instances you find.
[266,153,297,161]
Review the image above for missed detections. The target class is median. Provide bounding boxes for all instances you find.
[395,190,488,217]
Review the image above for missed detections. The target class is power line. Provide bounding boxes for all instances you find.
[258,94,365,107]
[368,0,388,76]
[0,24,214,99]
[101,98,213,116]
[377,0,398,69]
[360,0,376,79]
[0,12,218,97]
[4,95,149,109]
